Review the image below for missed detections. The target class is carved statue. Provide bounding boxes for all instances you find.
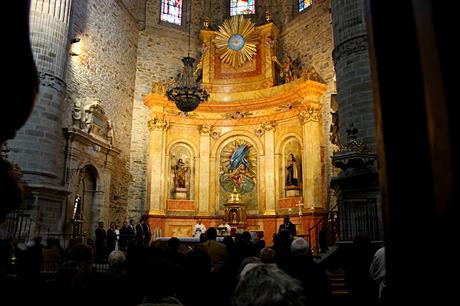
[286,153,299,187]
[173,158,189,190]
[72,100,82,129]
[84,109,93,133]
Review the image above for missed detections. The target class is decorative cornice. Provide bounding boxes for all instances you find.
[332,34,368,64]
[38,72,66,93]
[148,116,169,131]
[299,106,322,123]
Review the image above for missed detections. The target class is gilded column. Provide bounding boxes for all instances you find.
[262,122,276,215]
[197,124,212,216]
[299,105,323,209]
[147,116,169,215]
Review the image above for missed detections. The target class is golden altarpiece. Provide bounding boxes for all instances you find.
[144,17,327,243]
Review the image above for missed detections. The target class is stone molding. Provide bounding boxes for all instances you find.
[332,34,368,63]
[38,72,66,93]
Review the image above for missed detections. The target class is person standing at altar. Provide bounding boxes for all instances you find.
[193,219,206,238]
[279,215,297,238]
[286,153,299,187]
[218,218,231,235]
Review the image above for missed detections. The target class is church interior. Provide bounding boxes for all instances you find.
[1,0,456,305]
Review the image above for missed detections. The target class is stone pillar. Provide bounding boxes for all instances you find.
[300,104,323,209]
[198,124,212,216]
[147,116,169,216]
[11,0,72,181]
[263,122,276,215]
[7,0,73,235]
[331,0,376,150]
[330,0,382,242]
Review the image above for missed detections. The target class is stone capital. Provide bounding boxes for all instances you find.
[299,106,322,124]
[199,124,213,135]
[148,116,169,131]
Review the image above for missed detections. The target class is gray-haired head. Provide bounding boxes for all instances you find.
[231,264,306,306]
[290,237,310,256]
[108,250,126,267]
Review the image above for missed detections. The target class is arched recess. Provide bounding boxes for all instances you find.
[212,130,264,214]
[277,134,303,198]
[73,164,100,239]
[167,141,196,200]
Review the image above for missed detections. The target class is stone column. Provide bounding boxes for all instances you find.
[299,104,323,209]
[7,0,73,235]
[197,124,212,216]
[147,116,169,216]
[331,0,376,150]
[331,0,382,242]
[11,0,72,181]
[263,122,276,215]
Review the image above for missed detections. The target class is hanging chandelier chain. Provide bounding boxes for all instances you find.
[165,0,209,115]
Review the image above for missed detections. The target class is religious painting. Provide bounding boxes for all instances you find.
[219,139,258,211]
[169,143,194,200]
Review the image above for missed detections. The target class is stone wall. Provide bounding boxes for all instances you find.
[128,0,206,216]
[66,0,139,220]
[277,0,336,210]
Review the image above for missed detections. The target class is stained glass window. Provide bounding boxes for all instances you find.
[299,0,313,12]
[230,0,256,16]
[160,0,182,25]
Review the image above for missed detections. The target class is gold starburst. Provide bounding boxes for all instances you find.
[214,15,258,68]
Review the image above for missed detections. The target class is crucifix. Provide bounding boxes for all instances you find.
[296,199,304,235]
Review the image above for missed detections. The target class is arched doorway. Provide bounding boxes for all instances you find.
[73,165,99,239]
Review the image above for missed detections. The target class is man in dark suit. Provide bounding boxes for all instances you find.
[136,215,151,247]
[279,215,297,238]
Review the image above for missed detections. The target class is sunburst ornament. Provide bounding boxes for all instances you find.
[214,15,258,68]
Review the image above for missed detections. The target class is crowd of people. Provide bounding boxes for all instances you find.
[0,219,386,306]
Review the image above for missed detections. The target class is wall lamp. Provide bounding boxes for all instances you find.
[70,38,81,56]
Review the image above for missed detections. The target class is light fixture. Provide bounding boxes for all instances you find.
[70,37,81,56]
[166,1,209,114]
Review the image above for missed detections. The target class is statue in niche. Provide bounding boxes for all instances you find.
[173,158,189,190]
[286,153,299,187]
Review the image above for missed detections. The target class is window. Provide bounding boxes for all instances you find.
[230,0,256,16]
[160,0,182,25]
[298,0,312,12]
